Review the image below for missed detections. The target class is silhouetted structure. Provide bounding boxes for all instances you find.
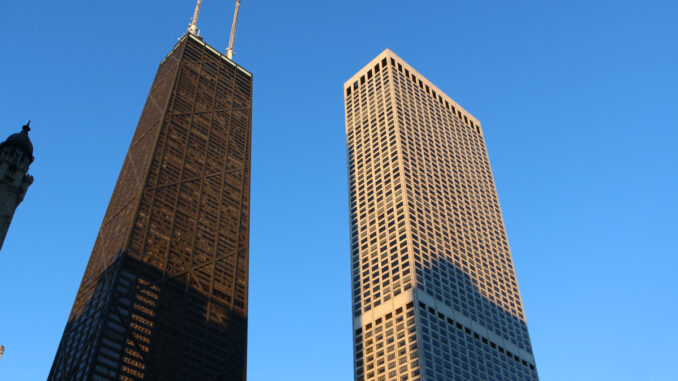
[49,33,252,380]
[0,122,34,251]
[344,50,539,381]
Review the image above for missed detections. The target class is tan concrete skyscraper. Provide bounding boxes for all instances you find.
[344,50,539,381]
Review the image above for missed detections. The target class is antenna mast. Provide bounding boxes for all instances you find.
[188,0,203,36]
[226,0,241,59]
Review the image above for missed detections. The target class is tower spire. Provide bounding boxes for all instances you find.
[226,0,241,59]
[188,0,202,36]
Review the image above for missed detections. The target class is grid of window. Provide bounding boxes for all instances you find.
[355,302,421,381]
[418,301,537,381]
[390,61,531,352]
[50,34,252,381]
[346,58,410,317]
[345,50,539,381]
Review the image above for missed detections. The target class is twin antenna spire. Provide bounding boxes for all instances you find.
[187,0,241,59]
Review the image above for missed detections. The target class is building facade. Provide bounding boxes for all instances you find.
[344,50,539,381]
[49,34,252,380]
[0,122,34,251]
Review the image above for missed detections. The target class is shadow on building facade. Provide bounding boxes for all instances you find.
[49,253,246,381]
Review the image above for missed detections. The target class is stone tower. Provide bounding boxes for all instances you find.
[0,122,34,251]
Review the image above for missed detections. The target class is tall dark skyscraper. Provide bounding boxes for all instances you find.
[0,122,34,252]
[49,16,252,381]
[344,50,539,381]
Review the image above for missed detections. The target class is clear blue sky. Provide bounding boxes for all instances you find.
[1,1,676,380]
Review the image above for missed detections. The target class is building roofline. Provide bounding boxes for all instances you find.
[344,49,480,127]
[160,33,252,78]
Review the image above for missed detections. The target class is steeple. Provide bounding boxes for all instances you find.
[0,121,35,251]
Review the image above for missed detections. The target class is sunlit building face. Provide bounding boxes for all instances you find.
[344,50,539,381]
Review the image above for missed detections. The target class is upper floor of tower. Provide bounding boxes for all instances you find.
[1,122,34,169]
[0,122,34,189]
